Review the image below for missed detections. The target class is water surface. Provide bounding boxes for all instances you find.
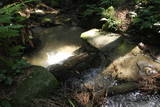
[24,25,84,67]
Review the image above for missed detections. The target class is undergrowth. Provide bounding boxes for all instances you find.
[129,0,160,44]
[0,0,36,85]
[81,0,124,32]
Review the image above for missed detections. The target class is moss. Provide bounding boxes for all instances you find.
[117,40,135,55]
[12,66,58,107]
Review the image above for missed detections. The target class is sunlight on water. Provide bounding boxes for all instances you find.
[24,45,79,67]
[45,46,77,66]
[46,46,78,66]
[24,25,84,67]
[46,51,73,65]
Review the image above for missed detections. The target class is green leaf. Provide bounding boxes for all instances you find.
[7,24,24,29]
[0,3,22,15]
[0,29,19,38]
[68,99,75,107]
[9,45,24,57]
[133,17,143,24]
[16,70,21,73]
[0,15,13,23]
[15,15,27,22]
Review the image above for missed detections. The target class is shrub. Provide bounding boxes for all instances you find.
[0,0,35,85]
[81,0,122,31]
[101,6,121,31]
[129,0,160,44]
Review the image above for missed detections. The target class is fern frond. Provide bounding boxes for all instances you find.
[0,15,13,23]
[0,0,36,15]
[0,26,19,38]
[0,3,22,15]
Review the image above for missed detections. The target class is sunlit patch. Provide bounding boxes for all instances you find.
[46,46,78,66]
[24,45,79,67]
[46,51,74,65]
[81,29,99,38]
[24,25,83,67]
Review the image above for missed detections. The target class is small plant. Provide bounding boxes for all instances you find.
[81,0,122,31]
[101,6,121,31]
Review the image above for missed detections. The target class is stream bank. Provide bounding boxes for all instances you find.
[1,1,160,106]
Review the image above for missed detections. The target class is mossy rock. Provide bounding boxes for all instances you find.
[12,66,58,107]
[81,29,135,60]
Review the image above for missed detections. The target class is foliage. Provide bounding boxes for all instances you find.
[129,0,160,44]
[82,4,104,17]
[0,100,12,107]
[0,59,30,85]
[102,6,121,31]
[81,0,122,31]
[133,0,160,30]
[0,0,34,85]
[100,0,125,7]
[133,0,149,4]
[68,99,76,107]
[81,0,120,17]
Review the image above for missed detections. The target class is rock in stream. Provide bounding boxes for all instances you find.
[12,66,58,107]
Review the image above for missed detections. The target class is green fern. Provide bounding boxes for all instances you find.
[102,6,121,31]
[0,0,36,15]
[0,0,35,85]
[0,15,13,23]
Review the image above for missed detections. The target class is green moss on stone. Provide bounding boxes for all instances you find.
[12,66,58,107]
[117,40,135,55]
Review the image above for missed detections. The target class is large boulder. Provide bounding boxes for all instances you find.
[12,66,58,107]
[81,29,121,50]
[81,29,160,81]
[103,47,160,81]
[81,29,135,60]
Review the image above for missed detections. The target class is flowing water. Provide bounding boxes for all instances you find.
[24,25,160,107]
[24,25,84,67]
[103,91,160,107]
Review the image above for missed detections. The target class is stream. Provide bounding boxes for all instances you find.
[24,25,84,67]
[24,25,160,107]
[104,91,160,107]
